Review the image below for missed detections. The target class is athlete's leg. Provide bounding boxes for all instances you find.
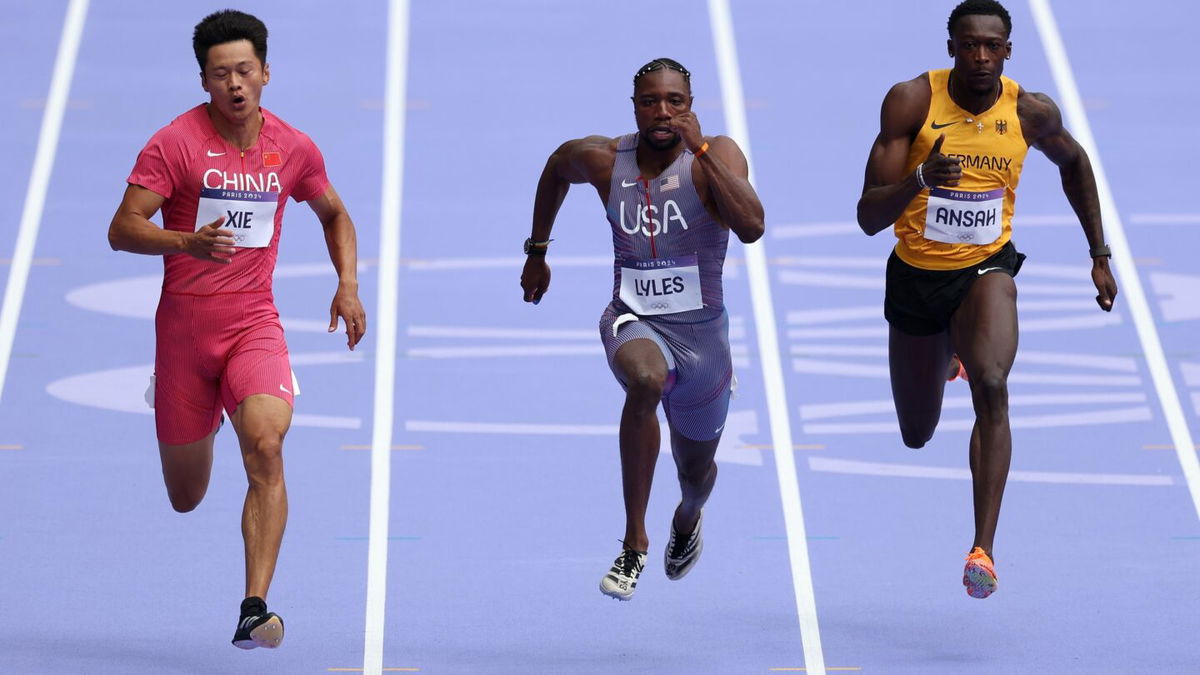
[950,272,1018,558]
[669,428,719,534]
[613,338,669,551]
[888,326,955,448]
[158,425,218,512]
[230,394,293,600]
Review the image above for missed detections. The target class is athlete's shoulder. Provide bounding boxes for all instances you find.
[1015,86,1063,140]
[260,108,320,150]
[145,104,214,147]
[879,72,932,135]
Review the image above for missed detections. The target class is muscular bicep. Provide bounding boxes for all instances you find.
[707,136,750,179]
[862,80,926,192]
[306,184,347,225]
[115,183,165,222]
[550,136,612,184]
[1024,90,1083,167]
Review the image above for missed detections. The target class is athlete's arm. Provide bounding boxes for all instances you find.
[108,184,235,263]
[857,78,961,235]
[521,136,612,304]
[307,184,367,349]
[691,135,764,243]
[1020,89,1117,311]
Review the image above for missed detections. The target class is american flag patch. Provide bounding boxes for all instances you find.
[659,174,680,192]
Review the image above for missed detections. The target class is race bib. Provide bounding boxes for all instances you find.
[619,255,703,316]
[924,187,1003,246]
[194,188,278,248]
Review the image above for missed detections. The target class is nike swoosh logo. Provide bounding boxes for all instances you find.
[207,150,226,157]
[621,179,640,188]
[931,120,959,129]
[977,266,1003,276]
[279,384,292,394]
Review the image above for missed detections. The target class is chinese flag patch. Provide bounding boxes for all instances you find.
[263,151,282,167]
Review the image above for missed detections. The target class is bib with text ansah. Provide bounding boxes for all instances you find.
[923,187,1003,246]
[194,188,278,248]
[619,255,703,316]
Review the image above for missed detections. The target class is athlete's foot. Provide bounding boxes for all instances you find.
[665,504,704,580]
[599,546,648,601]
[962,547,998,599]
[947,354,969,382]
[231,596,285,649]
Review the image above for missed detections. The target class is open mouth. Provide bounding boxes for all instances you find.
[649,126,674,140]
[231,94,247,107]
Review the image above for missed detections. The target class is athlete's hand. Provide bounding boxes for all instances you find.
[1092,257,1118,312]
[669,111,704,153]
[329,282,367,350]
[920,134,961,188]
[186,216,236,264]
[521,256,551,305]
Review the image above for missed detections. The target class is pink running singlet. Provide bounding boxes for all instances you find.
[127,105,330,444]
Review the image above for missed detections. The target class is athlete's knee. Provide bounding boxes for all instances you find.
[624,367,666,408]
[243,432,285,485]
[971,372,1009,420]
[898,419,936,449]
[677,459,717,490]
[165,485,205,513]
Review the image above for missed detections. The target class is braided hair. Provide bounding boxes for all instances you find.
[632,58,691,91]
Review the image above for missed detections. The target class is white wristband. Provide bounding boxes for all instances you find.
[915,164,928,190]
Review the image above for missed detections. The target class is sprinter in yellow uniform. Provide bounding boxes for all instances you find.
[856,0,1118,598]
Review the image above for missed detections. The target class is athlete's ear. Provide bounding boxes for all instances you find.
[199,71,209,93]
[947,38,954,58]
[1005,41,1012,60]
[263,62,270,85]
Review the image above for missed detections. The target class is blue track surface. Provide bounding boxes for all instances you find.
[1,1,1197,673]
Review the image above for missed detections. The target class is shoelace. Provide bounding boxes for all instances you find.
[668,520,696,560]
[616,549,644,577]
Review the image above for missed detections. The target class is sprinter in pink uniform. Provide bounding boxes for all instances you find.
[107,10,366,650]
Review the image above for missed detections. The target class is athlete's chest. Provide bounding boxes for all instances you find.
[608,166,711,239]
[926,104,1027,184]
[187,142,289,195]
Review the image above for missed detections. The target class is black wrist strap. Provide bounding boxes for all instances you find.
[1089,243,1111,258]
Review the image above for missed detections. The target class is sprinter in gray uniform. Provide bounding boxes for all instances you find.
[521,58,765,600]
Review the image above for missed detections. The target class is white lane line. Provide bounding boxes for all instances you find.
[406,255,609,271]
[801,392,1148,421]
[0,0,88,403]
[1030,0,1200,520]
[408,345,601,359]
[708,1,825,672]
[408,325,595,340]
[364,0,409,672]
[804,406,1152,434]
[810,457,1173,487]
[1129,213,1200,225]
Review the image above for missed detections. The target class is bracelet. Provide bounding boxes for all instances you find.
[915,164,928,190]
[1089,243,1111,258]
[693,141,710,158]
[523,237,552,255]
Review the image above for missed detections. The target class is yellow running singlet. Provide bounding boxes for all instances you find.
[894,69,1029,270]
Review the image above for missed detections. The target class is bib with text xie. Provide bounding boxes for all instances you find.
[619,255,703,316]
[194,188,279,248]
[924,187,1003,246]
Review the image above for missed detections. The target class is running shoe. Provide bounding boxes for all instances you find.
[664,506,704,580]
[599,547,648,601]
[948,355,969,382]
[963,547,998,599]
[231,597,285,649]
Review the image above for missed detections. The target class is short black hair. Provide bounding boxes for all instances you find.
[632,58,691,90]
[947,0,1012,37]
[193,10,268,70]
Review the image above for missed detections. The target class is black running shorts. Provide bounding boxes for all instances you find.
[884,241,1025,336]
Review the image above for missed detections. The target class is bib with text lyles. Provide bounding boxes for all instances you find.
[619,255,703,316]
[923,187,1003,246]
[194,188,279,248]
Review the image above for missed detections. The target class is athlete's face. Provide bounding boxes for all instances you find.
[200,40,269,124]
[947,15,1011,94]
[632,70,692,151]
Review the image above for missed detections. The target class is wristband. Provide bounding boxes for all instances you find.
[1089,243,1111,259]
[693,141,709,158]
[524,237,552,255]
[915,164,928,190]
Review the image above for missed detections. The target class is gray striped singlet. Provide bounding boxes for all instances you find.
[598,133,734,441]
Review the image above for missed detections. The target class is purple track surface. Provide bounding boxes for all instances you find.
[1,1,1197,673]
